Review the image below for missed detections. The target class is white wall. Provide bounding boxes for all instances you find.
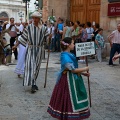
[0,0,26,22]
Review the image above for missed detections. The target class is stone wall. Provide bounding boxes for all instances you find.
[0,0,26,23]
[100,0,120,56]
[42,0,69,22]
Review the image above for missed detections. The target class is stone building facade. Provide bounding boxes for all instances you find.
[42,0,69,22]
[42,0,120,56]
[42,0,120,34]
[100,0,120,55]
[0,0,26,23]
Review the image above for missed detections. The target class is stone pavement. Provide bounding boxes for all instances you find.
[0,52,120,120]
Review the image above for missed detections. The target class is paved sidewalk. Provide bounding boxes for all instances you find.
[0,52,120,120]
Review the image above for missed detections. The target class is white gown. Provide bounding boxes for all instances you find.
[14,44,27,75]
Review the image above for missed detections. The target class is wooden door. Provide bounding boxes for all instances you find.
[70,0,101,24]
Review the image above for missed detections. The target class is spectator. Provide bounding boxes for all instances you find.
[6,17,19,60]
[74,20,80,41]
[70,21,80,58]
[92,23,100,41]
[62,20,72,39]
[95,28,105,62]
[70,21,75,39]
[78,24,88,63]
[108,23,120,65]
[54,17,64,52]
[86,22,94,42]
[50,23,55,51]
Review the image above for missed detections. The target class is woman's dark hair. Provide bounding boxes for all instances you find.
[79,23,85,28]
[98,28,103,33]
[76,21,80,25]
[86,22,91,27]
[70,21,74,26]
[65,20,70,26]
[61,37,73,51]
[95,23,100,29]
[10,17,14,21]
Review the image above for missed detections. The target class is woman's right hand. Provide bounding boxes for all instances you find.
[85,67,89,71]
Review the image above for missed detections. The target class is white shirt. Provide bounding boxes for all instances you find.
[86,27,94,39]
[108,30,120,44]
[51,26,55,38]
[19,24,24,32]
[6,23,16,32]
[47,27,51,34]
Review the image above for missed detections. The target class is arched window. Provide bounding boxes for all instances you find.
[0,12,9,18]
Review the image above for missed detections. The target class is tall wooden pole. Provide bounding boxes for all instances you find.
[52,9,53,16]
[25,0,27,22]
[86,56,92,107]
[44,9,53,88]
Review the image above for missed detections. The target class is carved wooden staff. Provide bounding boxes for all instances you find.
[44,9,54,88]
[44,36,51,88]
[85,56,92,107]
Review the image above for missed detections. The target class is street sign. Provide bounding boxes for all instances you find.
[75,42,95,57]
[108,3,120,17]
[108,0,120,2]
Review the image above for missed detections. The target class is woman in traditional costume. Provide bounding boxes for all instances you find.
[47,37,90,120]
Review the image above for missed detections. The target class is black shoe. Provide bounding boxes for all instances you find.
[31,85,37,93]
[34,85,39,90]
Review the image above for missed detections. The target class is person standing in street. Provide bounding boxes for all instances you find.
[92,23,100,42]
[62,20,72,39]
[95,28,105,62]
[50,23,55,51]
[54,18,64,52]
[108,23,120,65]
[47,37,90,120]
[78,23,88,63]
[86,22,94,42]
[12,11,50,93]
[6,17,19,60]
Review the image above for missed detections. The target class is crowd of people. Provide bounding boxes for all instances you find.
[44,18,120,65]
[0,11,120,120]
[1,15,120,66]
[44,18,105,63]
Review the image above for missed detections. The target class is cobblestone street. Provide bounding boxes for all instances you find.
[0,52,120,120]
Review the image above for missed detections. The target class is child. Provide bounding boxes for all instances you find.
[47,37,90,120]
[95,28,105,62]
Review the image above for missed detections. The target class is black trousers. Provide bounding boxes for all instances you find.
[10,37,18,60]
[109,43,120,65]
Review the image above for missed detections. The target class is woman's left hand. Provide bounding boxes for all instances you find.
[82,72,90,77]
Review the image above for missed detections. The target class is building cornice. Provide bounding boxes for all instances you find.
[0,3,25,8]
[0,3,25,10]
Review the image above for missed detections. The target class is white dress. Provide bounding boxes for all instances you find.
[14,43,27,75]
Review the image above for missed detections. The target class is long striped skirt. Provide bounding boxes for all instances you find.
[47,72,90,120]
